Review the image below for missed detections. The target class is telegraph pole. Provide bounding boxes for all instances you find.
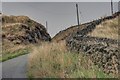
[76,3,80,26]
[111,0,113,15]
[46,21,48,31]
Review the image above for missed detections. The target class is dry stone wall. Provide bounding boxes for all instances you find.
[66,12,120,75]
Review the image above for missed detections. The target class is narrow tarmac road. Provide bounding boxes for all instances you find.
[1,54,28,79]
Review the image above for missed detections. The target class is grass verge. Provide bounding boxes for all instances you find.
[28,41,113,78]
[0,48,29,62]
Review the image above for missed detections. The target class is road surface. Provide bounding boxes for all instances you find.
[1,54,28,79]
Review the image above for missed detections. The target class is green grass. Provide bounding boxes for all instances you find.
[1,49,29,62]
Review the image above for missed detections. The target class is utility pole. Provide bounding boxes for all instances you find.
[46,21,48,31]
[118,1,120,12]
[111,0,113,15]
[76,3,80,26]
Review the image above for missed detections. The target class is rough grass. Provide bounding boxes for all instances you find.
[2,15,45,29]
[1,48,28,62]
[28,41,113,78]
[1,14,48,62]
[1,39,31,62]
[88,17,118,40]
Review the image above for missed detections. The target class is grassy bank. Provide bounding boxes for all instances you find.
[1,40,31,62]
[28,41,113,78]
[1,48,29,62]
[88,17,118,40]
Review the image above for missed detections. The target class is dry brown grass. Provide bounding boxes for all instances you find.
[28,41,112,78]
[88,17,118,40]
[1,14,48,61]
[2,15,30,24]
[2,39,25,54]
[28,41,67,78]
[1,38,31,62]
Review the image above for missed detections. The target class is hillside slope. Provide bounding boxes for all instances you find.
[88,17,118,39]
[66,12,120,77]
[28,12,120,78]
[1,14,51,61]
[52,12,120,42]
[2,15,51,44]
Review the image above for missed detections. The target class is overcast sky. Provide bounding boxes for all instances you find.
[1,0,120,2]
[2,2,119,37]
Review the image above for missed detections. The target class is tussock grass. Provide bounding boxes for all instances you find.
[88,17,118,40]
[28,41,112,78]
